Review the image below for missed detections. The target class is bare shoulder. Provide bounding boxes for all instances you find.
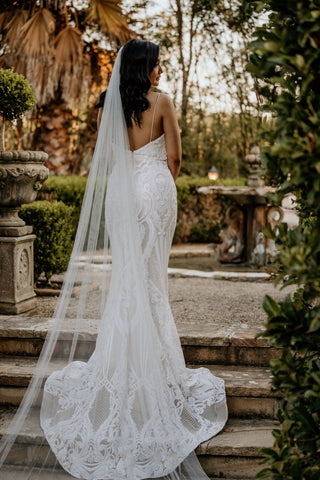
[147,90,161,103]
[158,93,176,114]
[159,93,174,106]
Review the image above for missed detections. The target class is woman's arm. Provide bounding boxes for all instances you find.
[161,95,182,181]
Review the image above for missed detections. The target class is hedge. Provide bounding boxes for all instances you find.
[20,201,74,281]
[39,175,87,220]
[21,174,245,279]
[39,174,243,244]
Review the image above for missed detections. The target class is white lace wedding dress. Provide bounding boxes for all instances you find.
[40,127,227,479]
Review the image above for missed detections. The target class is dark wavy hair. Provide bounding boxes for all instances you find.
[120,39,159,128]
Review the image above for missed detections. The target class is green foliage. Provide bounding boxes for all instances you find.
[174,175,227,243]
[181,111,263,177]
[189,224,221,243]
[244,0,320,478]
[39,175,87,222]
[176,175,216,203]
[20,201,74,282]
[0,68,36,122]
[176,174,247,209]
[37,174,229,246]
[219,176,247,187]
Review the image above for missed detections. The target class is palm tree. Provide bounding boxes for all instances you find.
[0,0,132,172]
[0,0,131,107]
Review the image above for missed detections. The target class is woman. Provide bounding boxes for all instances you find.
[0,40,227,480]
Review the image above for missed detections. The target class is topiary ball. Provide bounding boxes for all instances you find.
[0,68,37,122]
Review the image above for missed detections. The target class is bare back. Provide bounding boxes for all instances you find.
[98,91,182,180]
[127,91,182,180]
[127,92,164,151]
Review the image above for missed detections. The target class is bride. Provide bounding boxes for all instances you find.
[0,39,227,479]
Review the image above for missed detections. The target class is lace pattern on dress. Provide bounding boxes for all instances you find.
[40,135,227,480]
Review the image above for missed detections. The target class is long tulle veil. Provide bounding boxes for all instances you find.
[0,46,226,480]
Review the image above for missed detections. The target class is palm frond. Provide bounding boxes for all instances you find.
[53,26,90,108]
[17,9,56,105]
[0,10,14,35]
[4,10,28,52]
[54,26,83,73]
[86,0,131,42]
[20,8,55,58]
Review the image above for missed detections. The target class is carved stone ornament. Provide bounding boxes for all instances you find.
[17,248,30,291]
[218,205,245,263]
[0,150,49,226]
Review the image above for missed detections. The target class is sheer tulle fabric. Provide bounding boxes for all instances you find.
[0,48,227,479]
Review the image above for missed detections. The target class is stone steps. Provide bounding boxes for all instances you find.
[0,315,280,478]
[0,356,280,419]
[197,418,275,478]
[0,466,72,480]
[0,407,274,479]
[0,316,280,367]
[0,466,254,480]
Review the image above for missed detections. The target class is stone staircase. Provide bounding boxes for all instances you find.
[0,315,280,479]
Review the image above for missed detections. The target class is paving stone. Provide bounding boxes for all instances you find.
[168,268,270,282]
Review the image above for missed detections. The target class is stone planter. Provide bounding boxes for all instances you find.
[0,150,49,314]
[0,150,49,227]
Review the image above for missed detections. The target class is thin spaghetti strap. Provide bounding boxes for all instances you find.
[150,93,161,142]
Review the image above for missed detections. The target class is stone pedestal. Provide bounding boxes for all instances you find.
[0,150,49,314]
[0,225,36,314]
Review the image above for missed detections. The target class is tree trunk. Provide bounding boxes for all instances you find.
[174,0,196,137]
[31,97,98,175]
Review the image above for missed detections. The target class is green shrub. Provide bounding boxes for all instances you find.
[20,201,74,281]
[176,175,247,207]
[0,68,36,150]
[38,174,227,245]
[189,224,221,243]
[220,177,247,187]
[39,175,87,220]
[0,68,36,122]
[176,176,193,209]
[174,175,243,244]
[39,175,87,242]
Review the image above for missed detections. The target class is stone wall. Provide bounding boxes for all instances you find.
[174,191,224,244]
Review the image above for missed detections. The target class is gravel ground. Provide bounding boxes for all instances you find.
[168,277,295,328]
[34,275,295,329]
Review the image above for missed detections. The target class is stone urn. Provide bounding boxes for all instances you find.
[0,150,49,314]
